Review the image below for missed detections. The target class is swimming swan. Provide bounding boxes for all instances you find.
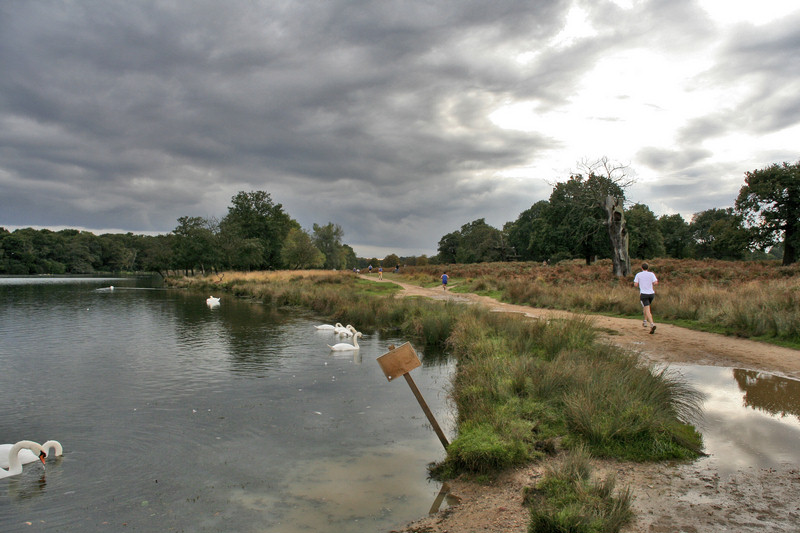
[0,441,47,479]
[0,440,62,468]
[338,325,358,337]
[328,331,362,351]
[206,296,220,307]
[315,322,343,331]
[41,440,63,461]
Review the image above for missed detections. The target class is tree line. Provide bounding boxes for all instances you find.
[3,161,797,275]
[0,191,361,276]
[438,160,799,266]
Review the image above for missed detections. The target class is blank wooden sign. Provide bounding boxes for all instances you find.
[376,342,421,381]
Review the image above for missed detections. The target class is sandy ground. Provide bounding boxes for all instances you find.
[369,276,800,533]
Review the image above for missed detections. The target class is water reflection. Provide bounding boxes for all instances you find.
[672,365,800,476]
[732,369,800,420]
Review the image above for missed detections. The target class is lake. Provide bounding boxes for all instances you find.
[0,276,455,532]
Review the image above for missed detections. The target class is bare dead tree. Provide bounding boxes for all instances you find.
[575,157,634,277]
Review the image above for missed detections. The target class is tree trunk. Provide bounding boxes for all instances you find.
[604,196,631,277]
[783,223,797,266]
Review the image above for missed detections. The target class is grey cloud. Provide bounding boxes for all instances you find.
[1,0,798,256]
[636,146,713,172]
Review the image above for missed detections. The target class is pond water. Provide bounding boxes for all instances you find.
[2,277,799,532]
[0,276,455,532]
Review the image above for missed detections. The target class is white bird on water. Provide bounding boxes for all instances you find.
[0,440,62,469]
[206,296,220,307]
[315,322,343,331]
[337,325,358,337]
[0,441,47,479]
[328,331,363,351]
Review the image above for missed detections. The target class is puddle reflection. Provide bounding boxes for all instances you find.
[672,365,800,476]
[733,368,800,419]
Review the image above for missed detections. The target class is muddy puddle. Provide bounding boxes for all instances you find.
[670,364,800,475]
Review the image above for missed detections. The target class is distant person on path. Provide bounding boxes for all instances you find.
[378,266,383,280]
[633,262,658,334]
[368,264,372,274]
[441,271,448,291]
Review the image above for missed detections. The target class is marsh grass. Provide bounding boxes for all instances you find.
[400,259,800,346]
[525,446,633,533]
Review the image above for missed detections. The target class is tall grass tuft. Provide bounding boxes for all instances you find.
[525,446,633,533]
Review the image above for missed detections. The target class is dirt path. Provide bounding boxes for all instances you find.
[370,276,800,533]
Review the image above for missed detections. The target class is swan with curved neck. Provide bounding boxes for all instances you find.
[0,441,47,479]
[328,331,362,351]
[337,325,357,337]
[41,440,63,460]
[315,322,343,331]
[206,296,220,307]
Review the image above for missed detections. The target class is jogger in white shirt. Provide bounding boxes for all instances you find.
[633,262,658,334]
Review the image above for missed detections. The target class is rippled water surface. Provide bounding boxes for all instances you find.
[0,277,454,532]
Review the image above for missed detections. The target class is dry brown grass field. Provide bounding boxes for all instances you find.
[394,258,800,346]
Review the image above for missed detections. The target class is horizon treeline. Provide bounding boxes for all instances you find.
[439,160,798,266]
[0,190,427,276]
[2,161,796,275]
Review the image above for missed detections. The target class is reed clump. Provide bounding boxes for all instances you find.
[524,446,634,533]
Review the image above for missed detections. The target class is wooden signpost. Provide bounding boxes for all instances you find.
[377,342,449,449]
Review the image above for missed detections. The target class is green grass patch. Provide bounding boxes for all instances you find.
[524,446,633,533]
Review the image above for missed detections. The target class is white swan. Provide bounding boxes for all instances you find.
[0,441,47,479]
[328,331,362,351]
[41,440,63,461]
[338,325,358,337]
[0,440,62,468]
[206,296,220,307]
[315,322,343,331]
[335,323,356,335]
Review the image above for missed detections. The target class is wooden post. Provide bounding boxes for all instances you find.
[377,342,450,450]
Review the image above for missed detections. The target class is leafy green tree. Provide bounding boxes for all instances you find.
[505,200,556,262]
[221,191,297,269]
[341,244,357,269]
[137,235,174,277]
[172,216,220,275]
[658,214,694,259]
[282,227,324,269]
[436,230,460,264]
[383,253,400,269]
[99,233,137,272]
[312,222,346,269]
[547,174,624,265]
[736,161,800,265]
[455,219,509,263]
[0,230,36,274]
[691,208,750,260]
[626,204,665,260]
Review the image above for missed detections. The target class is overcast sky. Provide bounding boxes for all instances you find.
[1,1,798,258]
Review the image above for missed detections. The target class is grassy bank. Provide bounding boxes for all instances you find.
[170,269,705,532]
[396,259,800,348]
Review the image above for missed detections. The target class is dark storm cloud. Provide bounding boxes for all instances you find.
[1,0,575,253]
[1,1,799,256]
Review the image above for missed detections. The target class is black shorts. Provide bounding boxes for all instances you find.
[640,293,655,306]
